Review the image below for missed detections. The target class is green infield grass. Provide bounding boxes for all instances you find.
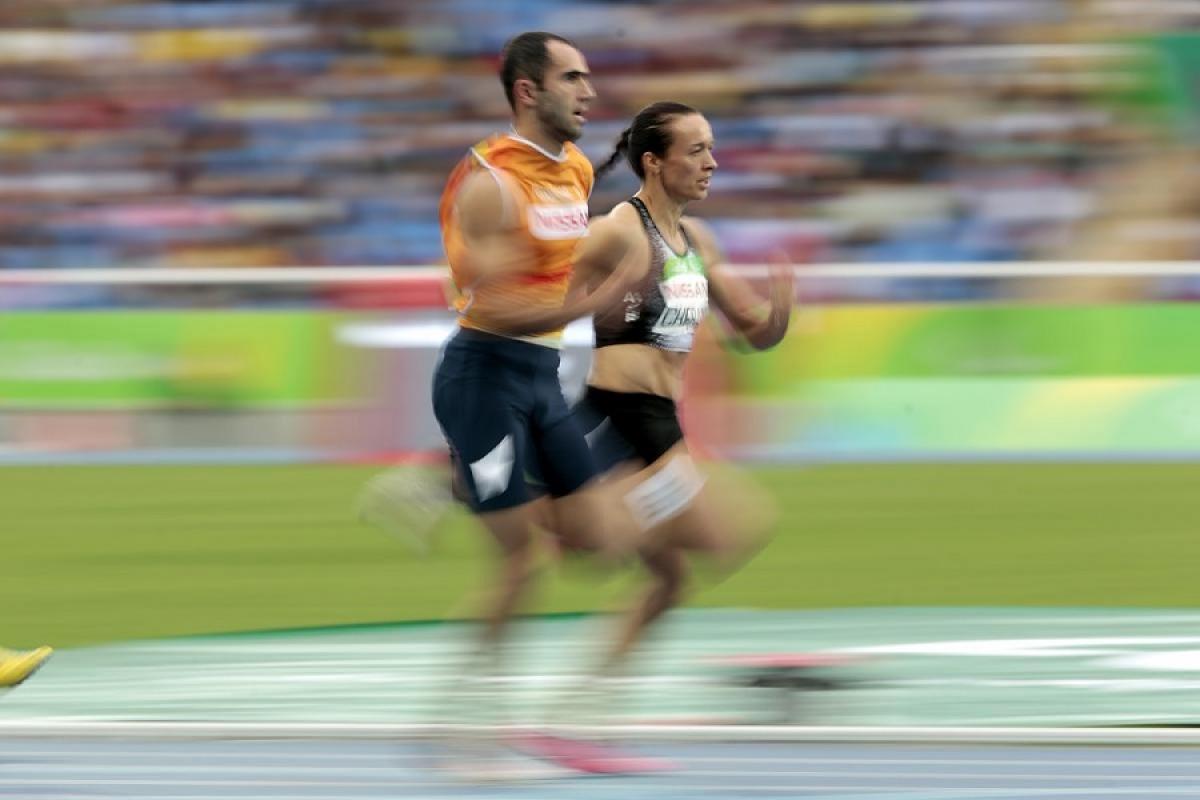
[3,462,1198,648]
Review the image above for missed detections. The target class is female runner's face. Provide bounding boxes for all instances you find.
[654,113,717,203]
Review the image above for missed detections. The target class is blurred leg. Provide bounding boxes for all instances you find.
[583,448,776,679]
[543,482,644,561]
[596,545,688,677]
[643,446,777,570]
[535,403,644,561]
[472,504,543,661]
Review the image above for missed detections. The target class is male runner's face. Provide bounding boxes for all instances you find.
[533,40,596,144]
[658,113,717,202]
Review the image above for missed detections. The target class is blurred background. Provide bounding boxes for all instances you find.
[5,0,1200,651]
[0,0,1198,271]
[0,0,1197,272]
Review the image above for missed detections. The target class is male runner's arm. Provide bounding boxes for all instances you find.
[685,217,793,351]
[568,210,647,299]
[454,172,630,336]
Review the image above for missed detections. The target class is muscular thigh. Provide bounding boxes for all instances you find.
[529,374,601,499]
[433,351,532,513]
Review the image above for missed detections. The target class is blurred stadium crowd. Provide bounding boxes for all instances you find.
[0,0,1198,274]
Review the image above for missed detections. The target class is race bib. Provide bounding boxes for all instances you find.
[651,250,708,349]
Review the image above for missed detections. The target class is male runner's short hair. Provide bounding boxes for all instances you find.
[500,31,579,111]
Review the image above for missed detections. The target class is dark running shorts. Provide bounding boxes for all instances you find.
[522,386,685,494]
[575,386,685,469]
[432,327,599,512]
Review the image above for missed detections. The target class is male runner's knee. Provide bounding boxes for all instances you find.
[550,488,639,559]
[480,506,538,557]
[511,556,542,592]
[497,537,541,586]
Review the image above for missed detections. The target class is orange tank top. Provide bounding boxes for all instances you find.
[439,134,593,343]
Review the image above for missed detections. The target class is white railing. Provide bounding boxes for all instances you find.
[4,261,1200,284]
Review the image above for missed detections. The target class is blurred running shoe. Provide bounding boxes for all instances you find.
[438,737,574,782]
[355,466,455,554]
[0,646,52,688]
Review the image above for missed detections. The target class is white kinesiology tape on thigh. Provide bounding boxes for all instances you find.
[623,455,705,530]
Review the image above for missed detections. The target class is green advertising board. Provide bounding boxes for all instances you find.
[723,304,1200,457]
[0,312,355,408]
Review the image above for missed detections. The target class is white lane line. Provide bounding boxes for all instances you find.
[715,792,1200,798]
[12,781,1200,795]
[0,797,441,800]
[6,750,1200,769]
[687,757,1200,769]
[11,721,1200,746]
[10,764,1200,782]
[683,770,1200,780]
[0,779,438,788]
[795,792,1200,800]
[900,714,1200,726]
[0,750,401,762]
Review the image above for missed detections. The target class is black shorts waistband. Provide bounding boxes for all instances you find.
[585,385,677,414]
[447,326,561,370]
[582,385,683,464]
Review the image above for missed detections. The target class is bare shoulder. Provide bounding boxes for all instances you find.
[575,202,647,276]
[456,168,505,210]
[587,202,642,248]
[607,200,642,226]
[455,169,515,236]
[681,215,722,263]
[680,214,716,244]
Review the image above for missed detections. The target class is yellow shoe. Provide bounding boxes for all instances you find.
[0,646,52,688]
